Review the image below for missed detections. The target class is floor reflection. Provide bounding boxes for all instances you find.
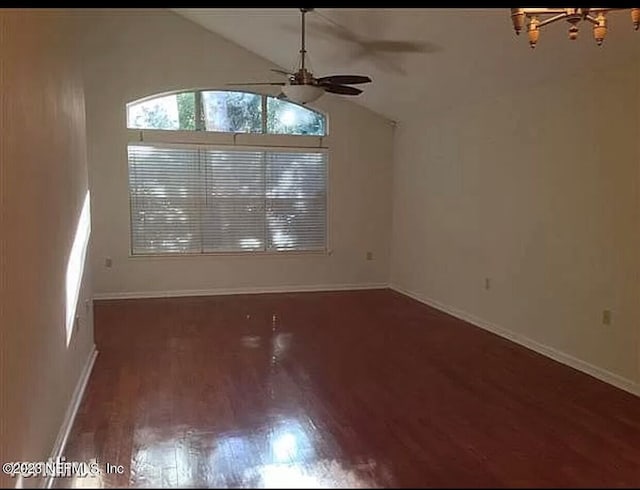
[55,295,401,488]
[122,417,389,488]
[245,458,381,488]
[64,461,105,489]
[130,427,179,487]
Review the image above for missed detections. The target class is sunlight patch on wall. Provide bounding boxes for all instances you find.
[65,190,91,346]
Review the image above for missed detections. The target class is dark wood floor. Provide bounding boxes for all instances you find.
[57,289,640,488]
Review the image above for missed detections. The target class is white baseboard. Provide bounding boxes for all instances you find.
[390,284,640,398]
[43,345,98,489]
[93,283,389,301]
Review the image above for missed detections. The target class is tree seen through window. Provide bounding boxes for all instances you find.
[127,90,326,136]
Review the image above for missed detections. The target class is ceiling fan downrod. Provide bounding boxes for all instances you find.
[298,8,314,82]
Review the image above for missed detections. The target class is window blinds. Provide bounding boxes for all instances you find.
[128,144,327,255]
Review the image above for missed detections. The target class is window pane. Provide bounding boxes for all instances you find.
[128,145,202,254]
[201,150,266,252]
[176,92,196,130]
[128,93,196,131]
[266,97,326,136]
[267,198,326,251]
[266,152,327,251]
[266,152,326,199]
[202,91,262,133]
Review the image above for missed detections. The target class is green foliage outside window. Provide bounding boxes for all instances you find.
[177,92,196,131]
[127,90,326,136]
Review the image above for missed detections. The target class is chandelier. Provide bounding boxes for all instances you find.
[510,8,640,48]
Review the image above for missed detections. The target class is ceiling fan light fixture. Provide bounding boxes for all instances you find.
[282,84,324,104]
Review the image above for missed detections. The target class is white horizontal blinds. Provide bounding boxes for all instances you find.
[202,150,265,252]
[128,145,202,255]
[266,152,327,251]
[127,144,327,254]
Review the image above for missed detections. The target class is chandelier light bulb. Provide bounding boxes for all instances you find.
[632,8,640,30]
[511,8,526,35]
[593,12,607,46]
[528,17,540,48]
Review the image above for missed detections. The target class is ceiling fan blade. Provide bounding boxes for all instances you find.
[310,12,442,56]
[358,40,440,54]
[322,84,363,96]
[225,82,285,86]
[271,68,294,76]
[316,75,371,85]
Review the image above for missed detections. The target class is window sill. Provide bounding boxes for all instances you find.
[127,249,333,259]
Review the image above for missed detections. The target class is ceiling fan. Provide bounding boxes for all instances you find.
[228,8,372,105]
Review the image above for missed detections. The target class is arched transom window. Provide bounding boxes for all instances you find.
[126,90,328,256]
[127,90,326,136]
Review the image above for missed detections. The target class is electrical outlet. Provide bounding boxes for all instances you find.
[602,309,612,326]
[366,251,373,261]
[105,257,112,268]
[484,278,491,290]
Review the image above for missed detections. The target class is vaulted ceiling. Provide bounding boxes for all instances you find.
[174,8,640,122]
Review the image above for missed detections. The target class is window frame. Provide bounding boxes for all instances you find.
[125,89,331,258]
[125,88,329,137]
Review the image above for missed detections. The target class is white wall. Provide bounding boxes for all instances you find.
[78,10,394,298]
[391,56,640,386]
[0,10,94,487]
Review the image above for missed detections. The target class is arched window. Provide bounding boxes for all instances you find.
[126,90,326,136]
[126,90,328,256]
